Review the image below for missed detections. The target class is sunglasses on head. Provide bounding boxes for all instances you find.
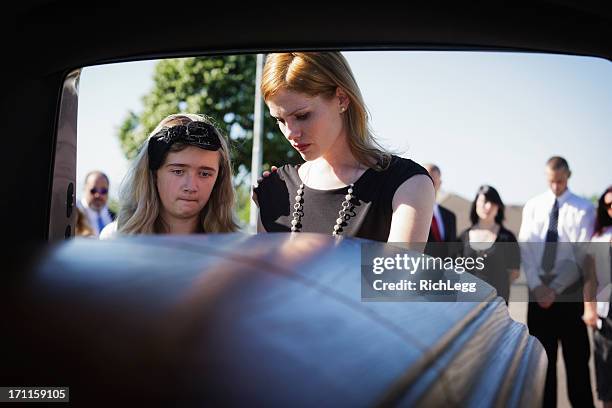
[148,121,222,171]
[90,188,108,195]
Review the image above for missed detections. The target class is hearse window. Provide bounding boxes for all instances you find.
[50,51,610,240]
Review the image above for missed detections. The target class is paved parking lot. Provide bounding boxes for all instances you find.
[508,282,602,408]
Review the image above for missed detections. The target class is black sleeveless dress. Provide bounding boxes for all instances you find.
[458,226,521,303]
[254,155,431,242]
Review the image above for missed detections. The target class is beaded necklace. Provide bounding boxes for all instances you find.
[290,163,361,236]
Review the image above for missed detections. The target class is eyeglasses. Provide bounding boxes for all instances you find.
[605,201,612,209]
[90,188,108,195]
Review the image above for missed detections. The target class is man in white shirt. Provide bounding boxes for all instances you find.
[77,171,116,237]
[519,156,595,408]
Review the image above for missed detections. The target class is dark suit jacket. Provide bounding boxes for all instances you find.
[425,205,457,258]
[428,205,456,243]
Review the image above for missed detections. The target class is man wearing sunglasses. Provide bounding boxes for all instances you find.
[78,170,116,237]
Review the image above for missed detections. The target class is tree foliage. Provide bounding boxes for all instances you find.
[117,55,300,180]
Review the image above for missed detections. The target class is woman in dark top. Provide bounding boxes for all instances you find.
[253,52,434,243]
[458,185,521,303]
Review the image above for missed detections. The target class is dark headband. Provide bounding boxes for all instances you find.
[147,121,222,170]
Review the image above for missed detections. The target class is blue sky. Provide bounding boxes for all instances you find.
[77,51,611,205]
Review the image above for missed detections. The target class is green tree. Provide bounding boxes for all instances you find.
[117,55,301,224]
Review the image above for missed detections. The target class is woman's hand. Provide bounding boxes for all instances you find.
[509,268,520,282]
[252,166,277,233]
[256,166,278,185]
[582,301,599,328]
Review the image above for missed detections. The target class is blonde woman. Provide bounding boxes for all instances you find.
[253,52,434,243]
[101,113,237,238]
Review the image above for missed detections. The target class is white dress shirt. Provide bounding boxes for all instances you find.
[99,221,118,240]
[78,198,114,237]
[432,203,445,241]
[518,188,595,292]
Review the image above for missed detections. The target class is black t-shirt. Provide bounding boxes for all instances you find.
[254,155,431,242]
[458,225,521,303]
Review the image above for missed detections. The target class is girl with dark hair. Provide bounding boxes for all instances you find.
[458,185,521,303]
[594,186,612,238]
